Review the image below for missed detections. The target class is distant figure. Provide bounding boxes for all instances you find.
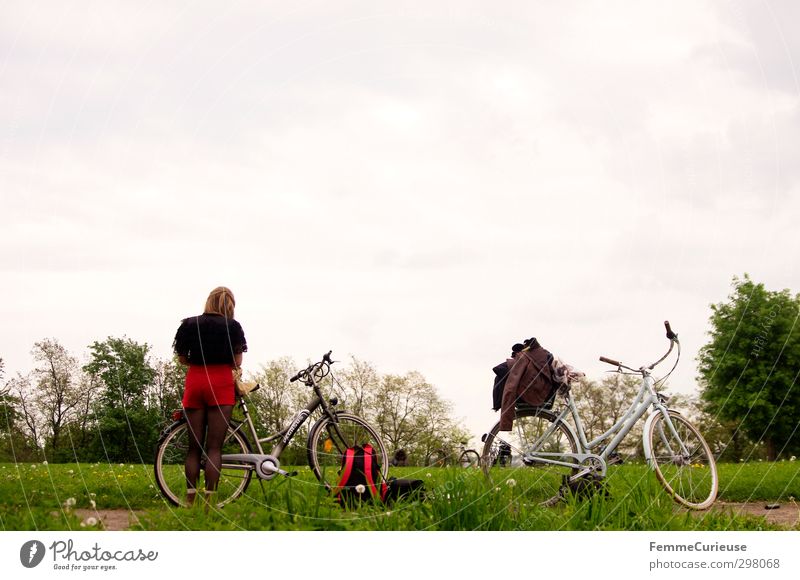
[391,449,408,467]
[498,442,512,467]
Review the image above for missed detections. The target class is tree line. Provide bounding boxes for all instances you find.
[0,339,468,465]
[1,274,797,464]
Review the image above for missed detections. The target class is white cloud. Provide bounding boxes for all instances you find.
[1,0,798,439]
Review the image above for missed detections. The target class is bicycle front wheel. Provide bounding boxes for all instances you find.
[425,449,448,467]
[647,410,718,510]
[459,449,481,468]
[482,408,578,505]
[154,420,254,508]
[307,413,388,491]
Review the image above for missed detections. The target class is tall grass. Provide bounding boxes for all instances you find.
[0,461,795,531]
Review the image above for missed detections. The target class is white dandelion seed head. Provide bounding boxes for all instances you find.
[63,497,76,508]
[89,500,96,509]
[42,461,48,466]
[506,479,517,487]
[790,456,796,462]
[354,484,366,494]
[426,473,432,478]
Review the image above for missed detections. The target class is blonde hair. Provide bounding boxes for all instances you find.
[204,286,236,319]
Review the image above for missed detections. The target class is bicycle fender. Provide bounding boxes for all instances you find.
[642,412,658,468]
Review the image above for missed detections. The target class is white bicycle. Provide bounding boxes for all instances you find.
[481,321,719,510]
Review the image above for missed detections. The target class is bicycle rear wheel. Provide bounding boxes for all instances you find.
[307,412,388,491]
[647,410,718,510]
[482,408,578,505]
[154,420,254,508]
[459,449,481,468]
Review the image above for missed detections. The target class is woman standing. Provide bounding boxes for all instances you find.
[173,287,247,507]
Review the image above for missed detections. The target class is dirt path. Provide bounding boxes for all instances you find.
[707,501,800,529]
[73,508,143,531]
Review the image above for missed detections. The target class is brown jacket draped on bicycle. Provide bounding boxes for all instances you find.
[499,342,556,431]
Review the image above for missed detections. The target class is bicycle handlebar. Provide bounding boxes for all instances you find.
[600,321,679,372]
[289,351,335,384]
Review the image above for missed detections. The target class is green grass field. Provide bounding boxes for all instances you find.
[0,461,797,531]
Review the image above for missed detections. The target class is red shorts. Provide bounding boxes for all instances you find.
[182,365,235,409]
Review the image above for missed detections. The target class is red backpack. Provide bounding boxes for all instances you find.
[333,444,388,507]
[333,445,426,507]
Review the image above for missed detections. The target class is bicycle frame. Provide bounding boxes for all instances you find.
[519,370,677,480]
[220,373,339,480]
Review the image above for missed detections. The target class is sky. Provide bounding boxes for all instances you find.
[1,0,799,442]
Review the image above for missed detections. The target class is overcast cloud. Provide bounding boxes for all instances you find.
[1,0,798,439]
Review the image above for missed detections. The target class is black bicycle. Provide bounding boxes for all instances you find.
[424,442,481,468]
[154,351,388,507]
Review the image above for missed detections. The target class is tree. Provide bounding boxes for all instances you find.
[0,360,39,462]
[372,371,467,462]
[333,356,380,418]
[148,357,186,419]
[698,274,800,460]
[29,339,84,456]
[248,357,300,437]
[83,337,161,463]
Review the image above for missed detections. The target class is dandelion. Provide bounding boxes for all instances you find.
[80,517,98,528]
[791,456,796,462]
[63,497,76,508]
[42,461,48,466]
[90,492,96,497]
[67,469,74,474]
[495,487,501,492]
[426,473,432,478]
[355,484,366,494]
[30,464,36,469]
[506,479,517,487]
[89,500,96,509]
[385,511,392,517]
